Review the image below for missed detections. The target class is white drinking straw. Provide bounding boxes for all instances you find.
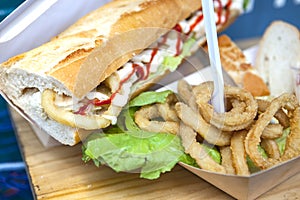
[201,0,225,113]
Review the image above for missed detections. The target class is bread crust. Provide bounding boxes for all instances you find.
[255,20,300,96]
[1,0,201,98]
[0,0,242,146]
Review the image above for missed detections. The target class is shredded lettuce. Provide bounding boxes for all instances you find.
[246,146,268,173]
[162,56,183,72]
[129,90,173,107]
[246,128,291,173]
[180,37,197,58]
[131,37,197,92]
[246,156,261,173]
[275,127,290,155]
[162,37,197,72]
[202,144,221,164]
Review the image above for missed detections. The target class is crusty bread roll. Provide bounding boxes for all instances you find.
[1,0,200,99]
[206,34,270,96]
[0,0,242,146]
[255,20,300,97]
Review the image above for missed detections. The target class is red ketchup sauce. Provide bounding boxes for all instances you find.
[174,25,183,56]
[75,1,232,115]
[187,13,203,36]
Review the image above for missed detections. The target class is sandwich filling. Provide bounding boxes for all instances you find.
[42,0,242,130]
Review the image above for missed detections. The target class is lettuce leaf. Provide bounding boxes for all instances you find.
[275,127,290,155]
[131,37,197,93]
[246,156,261,173]
[246,128,290,173]
[129,90,173,107]
[83,132,188,179]
[83,90,196,179]
[161,37,196,72]
[202,144,221,164]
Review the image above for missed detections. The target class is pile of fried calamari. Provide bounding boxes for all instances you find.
[134,80,300,175]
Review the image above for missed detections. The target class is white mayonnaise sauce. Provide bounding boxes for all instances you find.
[64,2,240,123]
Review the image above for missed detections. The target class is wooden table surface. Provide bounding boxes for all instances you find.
[10,38,300,200]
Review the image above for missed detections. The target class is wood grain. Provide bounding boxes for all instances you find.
[10,108,300,200]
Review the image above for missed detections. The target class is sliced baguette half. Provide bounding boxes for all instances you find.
[255,20,300,96]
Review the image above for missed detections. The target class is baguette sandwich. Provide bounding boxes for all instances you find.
[0,0,244,145]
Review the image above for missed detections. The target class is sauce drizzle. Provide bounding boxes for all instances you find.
[74,1,233,115]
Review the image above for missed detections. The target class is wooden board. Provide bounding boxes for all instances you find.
[10,108,300,200]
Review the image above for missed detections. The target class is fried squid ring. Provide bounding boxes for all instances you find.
[244,93,298,169]
[179,123,226,173]
[42,89,113,130]
[261,124,283,139]
[175,102,232,146]
[156,94,180,122]
[220,146,235,175]
[134,94,179,134]
[230,130,250,176]
[257,99,290,128]
[41,72,124,130]
[261,139,281,159]
[134,104,179,135]
[281,106,300,161]
[177,80,198,111]
[192,81,257,132]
